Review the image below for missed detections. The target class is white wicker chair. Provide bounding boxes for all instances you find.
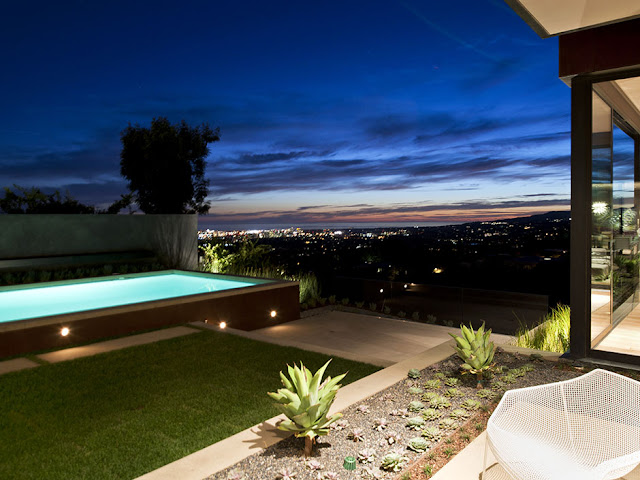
[484,369,640,480]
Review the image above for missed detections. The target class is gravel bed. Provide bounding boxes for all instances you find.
[208,349,583,480]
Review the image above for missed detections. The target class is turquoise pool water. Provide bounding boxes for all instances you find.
[0,271,269,324]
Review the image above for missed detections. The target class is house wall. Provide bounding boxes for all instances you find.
[0,214,197,270]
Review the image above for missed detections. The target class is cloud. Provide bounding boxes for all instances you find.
[202,196,570,227]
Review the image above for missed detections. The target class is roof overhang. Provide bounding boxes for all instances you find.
[504,0,640,38]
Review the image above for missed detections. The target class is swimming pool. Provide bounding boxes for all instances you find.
[0,270,299,357]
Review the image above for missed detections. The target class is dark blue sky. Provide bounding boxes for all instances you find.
[0,0,571,228]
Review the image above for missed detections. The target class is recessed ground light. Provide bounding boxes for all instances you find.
[60,327,70,337]
[270,310,277,318]
[219,321,227,329]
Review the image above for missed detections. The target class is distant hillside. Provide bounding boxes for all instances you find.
[463,210,570,227]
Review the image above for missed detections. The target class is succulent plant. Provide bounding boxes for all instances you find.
[276,467,297,479]
[361,466,383,479]
[491,380,505,391]
[450,323,496,388]
[433,372,446,380]
[449,408,470,420]
[305,459,323,470]
[319,473,339,480]
[422,391,439,402]
[422,408,442,421]
[380,451,408,471]
[226,469,245,480]
[407,436,430,452]
[348,428,365,442]
[331,419,349,430]
[373,418,387,431]
[501,374,517,384]
[357,448,376,463]
[385,431,400,445]
[357,404,370,414]
[443,388,463,398]
[390,408,409,418]
[476,389,494,399]
[521,363,535,372]
[421,426,442,441]
[439,418,458,430]
[509,368,526,378]
[461,398,482,410]
[408,386,424,395]
[429,395,451,410]
[406,416,426,430]
[443,377,460,387]
[529,353,544,361]
[408,368,421,379]
[423,379,441,389]
[267,360,346,456]
[408,400,425,412]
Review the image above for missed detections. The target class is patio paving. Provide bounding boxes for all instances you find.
[199,308,514,367]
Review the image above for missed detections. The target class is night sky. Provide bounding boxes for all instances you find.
[0,0,571,229]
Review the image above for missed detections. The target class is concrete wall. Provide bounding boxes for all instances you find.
[0,214,197,270]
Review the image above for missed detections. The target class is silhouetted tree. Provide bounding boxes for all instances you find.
[120,117,220,214]
[0,185,95,213]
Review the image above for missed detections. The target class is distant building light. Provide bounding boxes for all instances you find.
[379,288,384,293]
[60,327,70,337]
[433,268,443,274]
[404,284,408,289]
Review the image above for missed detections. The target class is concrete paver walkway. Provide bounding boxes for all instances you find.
[0,357,40,375]
[210,309,513,367]
[36,326,201,363]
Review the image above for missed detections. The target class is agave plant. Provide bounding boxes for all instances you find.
[267,360,346,456]
[449,323,496,388]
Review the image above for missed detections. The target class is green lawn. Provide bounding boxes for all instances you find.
[0,328,381,480]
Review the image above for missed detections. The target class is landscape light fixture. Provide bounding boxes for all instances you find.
[379,288,384,293]
[270,310,277,318]
[592,202,608,215]
[60,327,70,337]
[219,321,227,329]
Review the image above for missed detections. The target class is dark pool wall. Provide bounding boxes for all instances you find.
[0,214,197,270]
[0,281,300,358]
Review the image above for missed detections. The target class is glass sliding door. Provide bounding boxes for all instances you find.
[610,124,638,327]
[590,92,613,344]
[590,78,640,355]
